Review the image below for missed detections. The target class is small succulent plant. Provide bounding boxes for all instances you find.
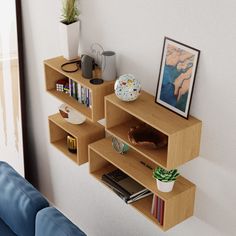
[61,0,79,25]
[153,167,179,182]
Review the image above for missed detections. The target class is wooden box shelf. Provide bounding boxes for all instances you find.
[89,138,196,231]
[44,56,115,122]
[48,113,105,165]
[105,91,202,169]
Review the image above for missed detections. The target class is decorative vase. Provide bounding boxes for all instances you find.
[59,20,80,60]
[114,74,141,102]
[101,51,116,81]
[156,179,175,192]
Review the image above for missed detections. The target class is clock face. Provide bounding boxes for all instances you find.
[114,74,141,102]
[112,137,129,154]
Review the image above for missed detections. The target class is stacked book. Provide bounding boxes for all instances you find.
[101,169,152,204]
[151,195,165,225]
[69,79,92,108]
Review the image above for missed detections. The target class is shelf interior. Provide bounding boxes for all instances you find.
[48,117,79,163]
[51,138,78,163]
[44,56,114,90]
[48,89,92,120]
[107,118,168,168]
[89,138,194,201]
[105,92,202,135]
[89,162,163,229]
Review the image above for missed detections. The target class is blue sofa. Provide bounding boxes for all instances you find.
[0,161,86,236]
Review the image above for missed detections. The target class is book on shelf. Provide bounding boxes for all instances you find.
[151,194,165,225]
[67,81,92,108]
[77,83,82,103]
[89,90,92,108]
[69,79,72,96]
[101,169,151,204]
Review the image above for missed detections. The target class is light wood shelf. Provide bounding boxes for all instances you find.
[105,91,202,169]
[49,90,92,118]
[106,118,167,168]
[44,56,115,122]
[52,138,77,163]
[48,113,105,165]
[89,138,196,231]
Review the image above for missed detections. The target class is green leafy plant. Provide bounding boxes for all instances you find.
[61,0,79,25]
[153,167,179,182]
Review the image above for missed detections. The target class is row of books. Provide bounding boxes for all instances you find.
[151,195,165,225]
[69,79,92,108]
[101,169,152,204]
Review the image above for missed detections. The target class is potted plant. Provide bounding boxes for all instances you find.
[59,0,80,60]
[153,167,180,192]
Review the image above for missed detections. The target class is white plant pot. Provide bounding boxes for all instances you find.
[59,20,80,60]
[156,179,175,192]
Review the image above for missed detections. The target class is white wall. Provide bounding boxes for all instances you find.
[22,0,236,235]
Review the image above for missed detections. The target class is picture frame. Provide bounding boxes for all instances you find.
[155,37,200,119]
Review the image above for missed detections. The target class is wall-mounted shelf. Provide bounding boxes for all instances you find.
[48,113,105,165]
[105,91,202,170]
[44,56,115,122]
[89,137,196,231]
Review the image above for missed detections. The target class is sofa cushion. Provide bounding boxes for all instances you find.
[36,207,86,236]
[0,161,49,236]
[0,218,17,236]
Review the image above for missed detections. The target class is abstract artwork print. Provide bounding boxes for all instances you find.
[155,37,200,119]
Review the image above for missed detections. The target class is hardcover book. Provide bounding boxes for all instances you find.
[102,169,151,204]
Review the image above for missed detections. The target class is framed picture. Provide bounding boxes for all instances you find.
[155,37,200,119]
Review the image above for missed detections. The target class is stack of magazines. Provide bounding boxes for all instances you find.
[102,169,152,204]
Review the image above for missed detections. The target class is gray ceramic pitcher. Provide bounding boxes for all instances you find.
[101,51,116,81]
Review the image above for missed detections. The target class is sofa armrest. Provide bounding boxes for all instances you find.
[36,207,86,236]
[0,161,49,236]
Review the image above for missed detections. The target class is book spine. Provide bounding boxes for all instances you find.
[74,81,78,100]
[154,195,158,219]
[81,86,85,104]
[157,197,161,223]
[89,90,92,108]
[69,79,72,96]
[160,199,165,226]
[77,83,81,103]
[151,194,155,215]
[72,80,75,98]
[86,88,89,107]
